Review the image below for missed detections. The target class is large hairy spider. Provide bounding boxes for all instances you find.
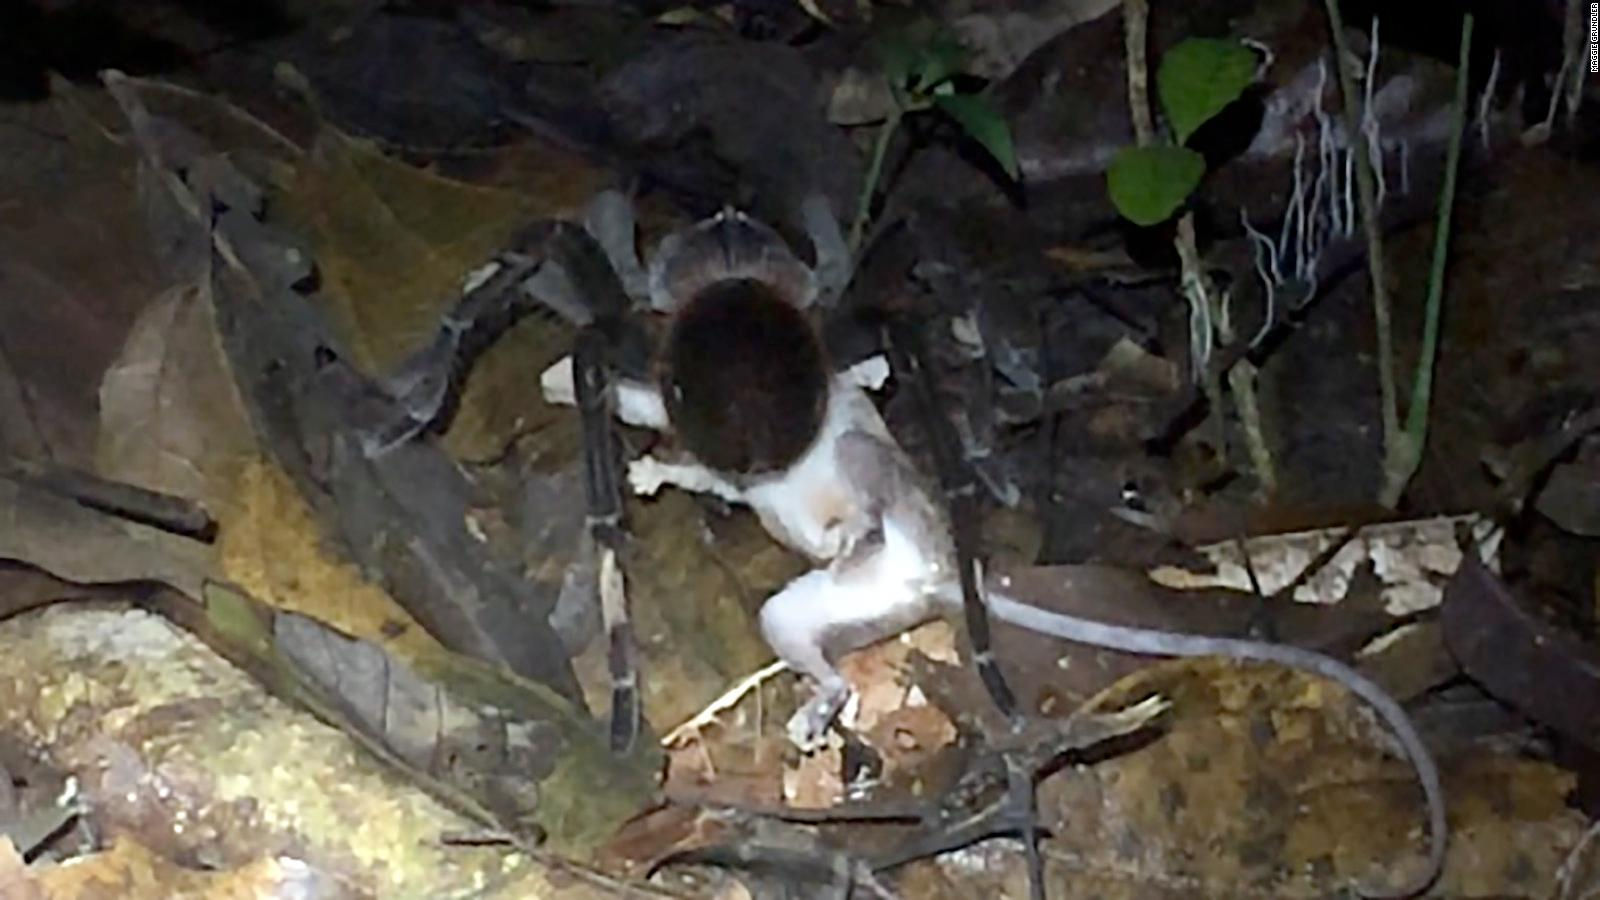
[528,190,1017,753]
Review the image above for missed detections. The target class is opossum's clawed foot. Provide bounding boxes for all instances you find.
[786,676,851,752]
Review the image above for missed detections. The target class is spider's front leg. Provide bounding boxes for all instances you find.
[530,207,655,754]
[571,325,640,753]
[880,317,1019,722]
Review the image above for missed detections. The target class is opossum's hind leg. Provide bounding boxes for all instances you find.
[880,318,1018,722]
[572,325,641,753]
[760,570,854,751]
[761,529,941,751]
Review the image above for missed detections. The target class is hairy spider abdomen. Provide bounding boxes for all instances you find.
[663,278,828,475]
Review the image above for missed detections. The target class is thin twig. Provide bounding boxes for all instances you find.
[1476,48,1501,151]
[1123,0,1154,146]
[660,660,790,747]
[1,459,216,541]
[1553,816,1600,900]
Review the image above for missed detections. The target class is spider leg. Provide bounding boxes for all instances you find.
[800,193,852,306]
[533,210,655,753]
[880,318,1018,721]
[353,209,652,752]
[581,189,650,303]
[572,311,641,753]
[358,253,544,455]
[521,218,651,753]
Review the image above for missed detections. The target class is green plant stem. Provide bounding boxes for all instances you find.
[1379,12,1473,507]
[1321,0,1401,502]
[849,108,903,254]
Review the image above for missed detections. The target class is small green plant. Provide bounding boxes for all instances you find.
[850,23,1019,251]
[1106,37,1258,225]
[1110,29,1269,494]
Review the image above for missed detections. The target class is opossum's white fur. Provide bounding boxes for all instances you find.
[543,355,948,745]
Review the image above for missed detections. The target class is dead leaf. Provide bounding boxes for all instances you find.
[783,621,961,809]
[1444,553,1600,752]
[217,459,438,661]
[273,131,569,374]
[96,280,257,519]
[593,492,796,734]
[0,89,166,468]
[0,475,217,598]
[1536,458,1600,536]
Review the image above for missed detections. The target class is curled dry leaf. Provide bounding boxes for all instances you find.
[0,84,167,470]
[0,475,217,599]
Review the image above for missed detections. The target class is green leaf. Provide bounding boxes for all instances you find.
[879,24,970,103]
[1106,145,1205,225]
[933,93,1019,180]
[1158,38,1259,144]
[910,34,970,94]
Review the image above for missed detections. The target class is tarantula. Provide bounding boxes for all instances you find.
[527,189,1017,753]
[521,192,1446,897]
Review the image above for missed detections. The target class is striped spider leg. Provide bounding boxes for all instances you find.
[877,316,1019,724]
[525,203,662,754]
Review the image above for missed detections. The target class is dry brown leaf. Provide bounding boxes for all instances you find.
[0,89,166,468]
[784,620,961,808]
[584,491,795,734]
[96,280,257,520]
[273,131,566,374]
[439,295,575,464]
[0,476,218,598]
